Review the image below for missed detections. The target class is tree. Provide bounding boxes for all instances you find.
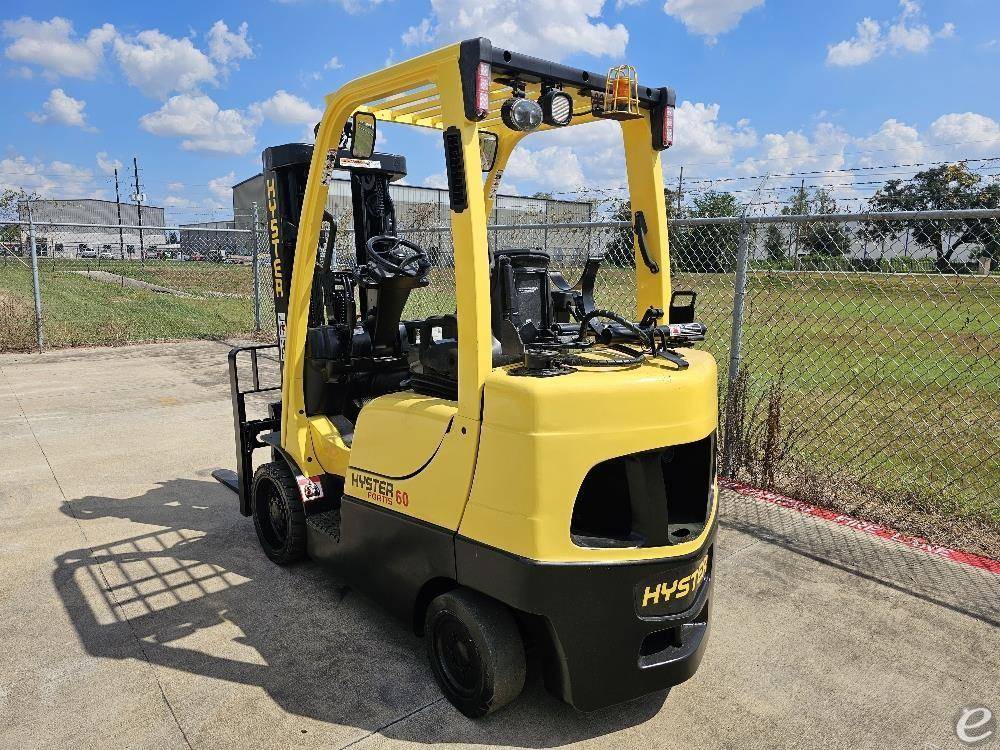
[779,187,849,259]
[681,191,742,273]
[1,188,38,253]
[860,162,1000,270]
[799,188,850,258]
[764,224,787,264]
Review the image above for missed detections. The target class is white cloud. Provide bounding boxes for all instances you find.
[403,0,629,60]
[422,173,449,189]
[338,0,388,12]
[206,21,252,66]
[928,112,1000,155]
[163,194,198,209]
[826,18,882,67]
[739,123,851,175]
[96,152,123,175]
[167,181,185,191]
[402,18,434,47]
[251,90,322,124]
[662,0,764,42]
[506,144,587,192]
[827,1,954,67]
[113,29,217,99]
[139,93,257,154]
[28,88,95,131]
[0,154,99,198]
[208,172,236,202]
[2,16,115,79]
[670,101,757,167]
[854,118,925,165]
[324,56,343,70]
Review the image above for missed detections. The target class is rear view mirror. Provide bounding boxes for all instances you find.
[479,131,499,172]
[351,112,377,159]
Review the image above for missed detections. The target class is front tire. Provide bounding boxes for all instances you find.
[251,462,306,565]
[425,588,526,718]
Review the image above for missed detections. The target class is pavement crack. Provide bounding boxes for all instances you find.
[336,697,446,750]
[0,365,196,750]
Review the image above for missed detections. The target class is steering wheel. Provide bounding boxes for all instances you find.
[365,235,430,278]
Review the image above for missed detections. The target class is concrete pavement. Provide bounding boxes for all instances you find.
[1,340,997,749]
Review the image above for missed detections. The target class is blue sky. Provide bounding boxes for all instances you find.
[2,0,999,222]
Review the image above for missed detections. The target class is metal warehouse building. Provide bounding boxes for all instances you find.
[18,199,167,258]
[231,168,595,264]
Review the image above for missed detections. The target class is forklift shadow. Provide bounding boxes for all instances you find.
[52,478,666,745]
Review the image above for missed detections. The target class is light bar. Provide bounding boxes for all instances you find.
[662,104,674,148]
[475,62,491,120]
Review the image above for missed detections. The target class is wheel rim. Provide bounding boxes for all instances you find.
[255,479,288,548]
[433,613,483,699]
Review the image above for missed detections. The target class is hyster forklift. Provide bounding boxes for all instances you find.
[215,38,718,717]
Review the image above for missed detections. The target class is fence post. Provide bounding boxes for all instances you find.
[722,218,751,478]
[26,202,45,350]
[251,201,262,334]
[543,199,549,253]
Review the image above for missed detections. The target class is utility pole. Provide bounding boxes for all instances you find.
[26,201,45,350]
[676,166,683,216]
[793,178,806,270]
[133,156,144,261]
[114,168,124,258]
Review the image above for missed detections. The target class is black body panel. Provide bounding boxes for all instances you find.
[306,496,457,624]
[454,526,716,711]
[305,492,715,712]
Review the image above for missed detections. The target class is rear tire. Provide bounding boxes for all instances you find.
[251,461,306,565]
[425,588,526,718]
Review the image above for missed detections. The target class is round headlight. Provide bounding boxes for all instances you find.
[501,97,543,132]
[540,90,573,127]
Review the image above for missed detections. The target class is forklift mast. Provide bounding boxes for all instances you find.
[261,144,311,365]
[261,142,407,362]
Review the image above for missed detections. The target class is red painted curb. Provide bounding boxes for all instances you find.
[720,478,1000,575]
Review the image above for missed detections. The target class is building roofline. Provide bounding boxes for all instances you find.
[18,197,166,211]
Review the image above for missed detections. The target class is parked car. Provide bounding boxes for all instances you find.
[78,248,98,259]
[98,251,118,260]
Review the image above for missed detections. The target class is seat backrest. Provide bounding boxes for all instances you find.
[490,248,551,350]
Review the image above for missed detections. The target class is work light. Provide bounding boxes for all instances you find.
[539,89,573,127]
[501,97,543,132]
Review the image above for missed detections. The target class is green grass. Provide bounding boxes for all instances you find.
[2,259,997,547]
[41,258,257,296]
[0,262,259,350]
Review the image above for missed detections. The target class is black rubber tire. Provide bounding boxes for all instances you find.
[251,461,306,565]
[425,588,526,718]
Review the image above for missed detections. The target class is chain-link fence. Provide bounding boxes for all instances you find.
[0,217,268,349]
[482,208,999,557]
[2,204,997,556]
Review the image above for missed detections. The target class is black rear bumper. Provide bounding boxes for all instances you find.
[455,527,715,711]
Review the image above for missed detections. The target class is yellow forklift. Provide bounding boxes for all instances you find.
[215,38,718,717]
